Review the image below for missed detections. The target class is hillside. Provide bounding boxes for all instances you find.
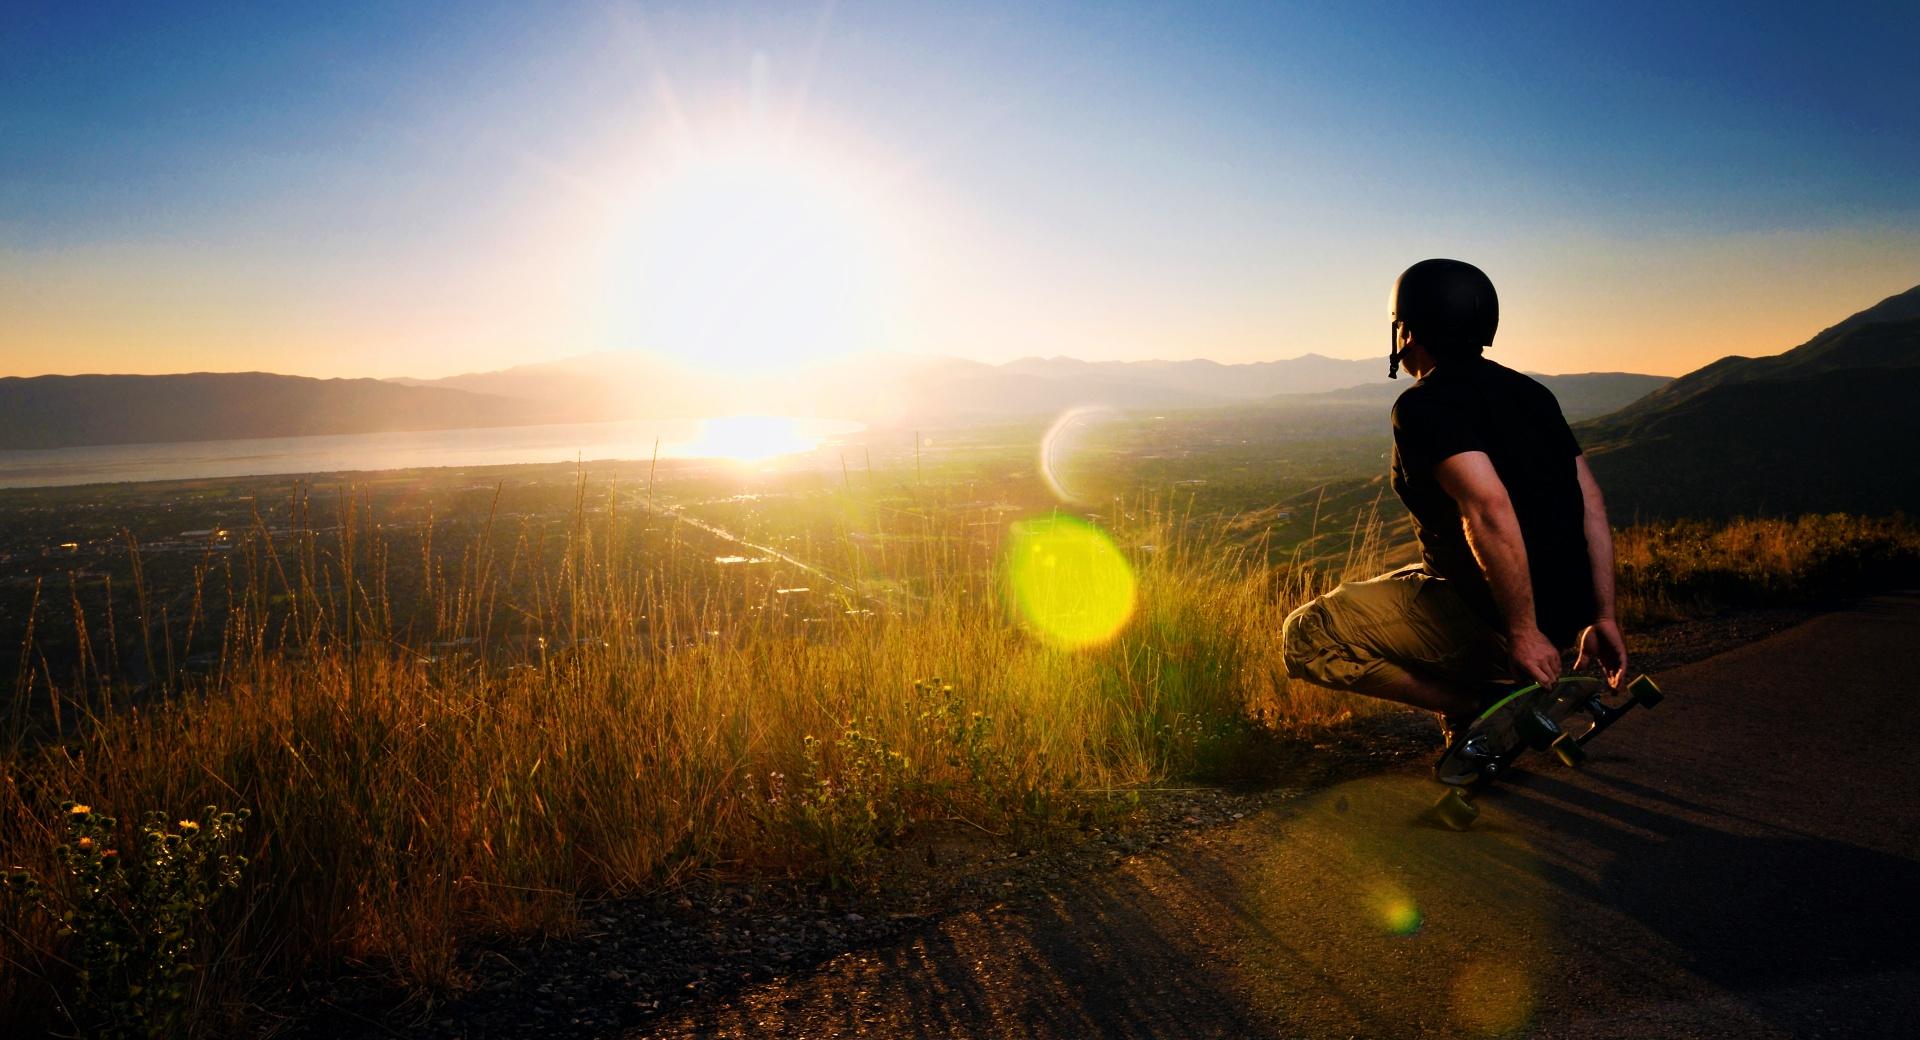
[1588,363,1919,518]
[1580,289,1920,520]
[1599,283,1920,425]
[0,373,537,451]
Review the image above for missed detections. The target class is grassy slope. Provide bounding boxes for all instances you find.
[0,480,1386,1035]
[3,456,1917,1036]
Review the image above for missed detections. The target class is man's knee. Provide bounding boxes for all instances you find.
[1283,594,1421,697]
[1281,577,1422,694]
[1280,596,1338,684]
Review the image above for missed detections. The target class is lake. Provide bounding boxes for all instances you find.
[0,415,864,489]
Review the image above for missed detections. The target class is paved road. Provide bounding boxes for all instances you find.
[648,594,1920,1038]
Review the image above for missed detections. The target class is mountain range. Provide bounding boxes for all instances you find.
[0,373,542,451]
[0,350,1665,452]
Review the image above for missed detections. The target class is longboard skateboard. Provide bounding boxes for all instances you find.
[1432,673,1664,830]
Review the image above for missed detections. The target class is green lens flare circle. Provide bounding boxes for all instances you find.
[1003,516,1137,649]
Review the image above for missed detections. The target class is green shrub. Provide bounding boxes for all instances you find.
[744,717,915,888]
[3,802,249,1040]
[914,676,1068,833]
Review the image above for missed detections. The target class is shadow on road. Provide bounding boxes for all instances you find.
[658,775,1558,1038]
[1495,772,1920,1034]
[663,865,1283,1038]
[657,763,1919,1039]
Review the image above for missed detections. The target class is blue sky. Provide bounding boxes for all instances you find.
[4,1,1918,378]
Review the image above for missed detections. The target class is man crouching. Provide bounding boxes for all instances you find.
[1281,259,1629,771]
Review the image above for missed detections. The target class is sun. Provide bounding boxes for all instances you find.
[602,136,898,374]
[683,415,820,463]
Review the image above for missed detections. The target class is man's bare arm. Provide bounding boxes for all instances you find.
[1574,456,1616,621]
[1433,452,1534,630]
[1433,451,1562,687]
[1573,456,1629,684]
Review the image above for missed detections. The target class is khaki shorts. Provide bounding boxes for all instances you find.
[1281,564,1511,697]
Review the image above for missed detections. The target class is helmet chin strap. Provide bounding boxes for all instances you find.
[1388,322,1402,379]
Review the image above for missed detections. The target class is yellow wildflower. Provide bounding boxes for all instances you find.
[77,836,93,850]
[69,804,91,815]
[178,820,200,832]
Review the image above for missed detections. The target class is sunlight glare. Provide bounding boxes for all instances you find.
[605,138,897,373]
[685,415,819,463]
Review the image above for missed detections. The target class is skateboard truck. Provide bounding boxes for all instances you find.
[1434,674,1664,831]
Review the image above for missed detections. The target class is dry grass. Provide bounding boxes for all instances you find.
[0,483,1385,1035]
[1615,514,1920,625]
[7,482,1908,1035]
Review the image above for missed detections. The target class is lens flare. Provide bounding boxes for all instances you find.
[1039,406,1121,504]
[1003,515,1137,648]
[1369,885,1424,936]
[1227,776,1546,1036]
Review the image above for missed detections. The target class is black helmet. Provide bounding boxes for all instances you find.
[1388,258,1498,378]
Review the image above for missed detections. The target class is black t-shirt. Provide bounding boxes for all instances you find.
[1390,356,1594,645]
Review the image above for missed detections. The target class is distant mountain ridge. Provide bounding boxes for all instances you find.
[390,350,1395,422]
[3,350,1669,452]
[388,353,713,423]
[0,373,537,451]
[998,353,1385,401]
[393,350,1662,425]
[1579,284,1920,519]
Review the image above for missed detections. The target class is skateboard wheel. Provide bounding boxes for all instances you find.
[1515,708,1561,751]
[1628,675,1664,708]
[1552,733,1587,767]
[1435,789,1479,831]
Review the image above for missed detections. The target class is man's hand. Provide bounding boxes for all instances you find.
[1574,617,1629,688]
[1508,624,1563,689]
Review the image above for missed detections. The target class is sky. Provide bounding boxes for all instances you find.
[4,0,1918,380]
